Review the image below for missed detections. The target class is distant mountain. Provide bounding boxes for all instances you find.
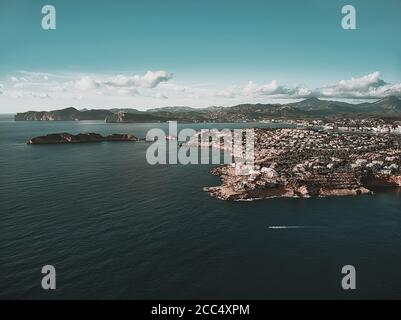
[14,96,401,122]
[15,107,113,121]
[203,103,309,122]
[288,97,358,112]
[105,111,172,123]
[288,96,401,117]
[147,106,201,113]
[369,96,401,112]
[109,108,142,114]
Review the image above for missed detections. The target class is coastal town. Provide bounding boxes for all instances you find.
[265,118,401,134]
[203,126,401,201]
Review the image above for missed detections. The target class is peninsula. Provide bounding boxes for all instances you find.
[203,128,401,201]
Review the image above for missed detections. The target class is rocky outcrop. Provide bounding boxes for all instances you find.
[27,133,138,144]
[205,166,382,201]
[318,187,371,197]
[388,175,401,186]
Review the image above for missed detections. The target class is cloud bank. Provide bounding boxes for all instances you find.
[104,71,173,89]
[74,70,173,92]
[238,72,401,100]
[1,71,401,112]
[315,72,396,99]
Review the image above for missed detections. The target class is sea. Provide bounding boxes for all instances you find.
[0,114,400,299]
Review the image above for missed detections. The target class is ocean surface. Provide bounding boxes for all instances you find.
[0,114,400,299]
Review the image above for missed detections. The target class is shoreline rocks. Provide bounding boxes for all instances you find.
[204,176,397,201]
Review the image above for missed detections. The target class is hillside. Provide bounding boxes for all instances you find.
[14,96,401,122]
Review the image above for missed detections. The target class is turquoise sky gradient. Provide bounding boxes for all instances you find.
[0,0,401,111]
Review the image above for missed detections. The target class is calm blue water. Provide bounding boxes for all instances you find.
[0,114,400,299]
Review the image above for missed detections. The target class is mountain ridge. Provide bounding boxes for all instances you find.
[14,96,401,122]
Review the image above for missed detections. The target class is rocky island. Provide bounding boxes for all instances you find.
[203,128,401,201]
[27,133,138,144]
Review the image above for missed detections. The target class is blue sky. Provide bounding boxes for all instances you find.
[0,0,401,112]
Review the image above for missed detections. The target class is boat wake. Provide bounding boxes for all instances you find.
[268,225,323,229]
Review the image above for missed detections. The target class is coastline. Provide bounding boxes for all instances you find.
[20,120,401,202]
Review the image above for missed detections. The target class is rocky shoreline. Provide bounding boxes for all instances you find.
[202,128,401,201]
[27,133,138,144]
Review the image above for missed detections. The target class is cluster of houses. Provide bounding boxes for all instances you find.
[265,118,401,134]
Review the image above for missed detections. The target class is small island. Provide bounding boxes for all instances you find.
[27,133,138,144]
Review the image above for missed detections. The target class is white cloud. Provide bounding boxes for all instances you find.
[153,92,168,100]
[314,72,397,99]
[72,70,173,95]
[116,87,139,96]
[137,70,173,88]
[385,83,401,96]
[339,72,385,90]
[244,80,281,95]
[75,76,100,91]
[105,70,173,89]
[10,76,28,83]
[243,80,312,98]
[6,90,50,99]
[214,88,237,99]
[1,70,401,112]
[239,72,401,100]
